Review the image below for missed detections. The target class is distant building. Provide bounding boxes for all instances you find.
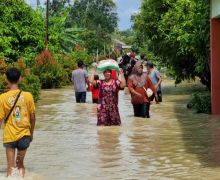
[113,39,131,56]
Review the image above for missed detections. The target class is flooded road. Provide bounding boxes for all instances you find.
[1,80,220,179]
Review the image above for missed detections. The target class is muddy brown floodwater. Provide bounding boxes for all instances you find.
[1,80,220,180]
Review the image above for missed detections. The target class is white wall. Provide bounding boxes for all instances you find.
[212,0,220,18]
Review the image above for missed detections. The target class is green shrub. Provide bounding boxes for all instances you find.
[188,93,211,114]
[0,73,40,102]
[33,49,69,89]
[33,63,68,89]
[19,74,41,102]
[71,49,93,65]
[0,74,6,93]
[56,53,77,82]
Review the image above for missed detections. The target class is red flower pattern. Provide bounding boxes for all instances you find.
[97,80,121,126]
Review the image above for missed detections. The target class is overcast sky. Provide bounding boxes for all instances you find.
[26,0,142,31]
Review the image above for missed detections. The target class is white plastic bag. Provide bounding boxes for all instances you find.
[143,87,154,97]
[96,59,119,72]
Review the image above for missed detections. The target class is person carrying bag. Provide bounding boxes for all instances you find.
[0,68,36,178]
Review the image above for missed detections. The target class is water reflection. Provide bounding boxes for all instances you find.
[208,116,220,166]
[97,127,122,167]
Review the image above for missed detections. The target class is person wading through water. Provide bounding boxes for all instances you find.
[90,67,126,126]
[128,61,158,118]
[0,68,36,177]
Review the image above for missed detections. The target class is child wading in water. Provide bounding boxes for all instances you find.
[89,75,100,104]
[0,68,36,177]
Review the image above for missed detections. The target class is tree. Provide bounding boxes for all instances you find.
[65,0,118,54]
[0,0,45,65]
[133,0,210,88]
[46,0,85,54]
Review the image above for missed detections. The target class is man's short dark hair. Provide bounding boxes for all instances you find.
[140,54,145,60]
[77,60,84,68]
[6,68,21,84]
[147,61,154,68]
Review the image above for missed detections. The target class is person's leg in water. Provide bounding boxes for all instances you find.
[93,99,98,104]
[146,103,150,118]
[16,149,27,177]
[150,92,161,104]
[6,148,16,177]
[81,92,86,103]
[140,103,148,118]
[157,90,162,102]
[16,136,31,177]
[75,92,81,103]
[133,104,142,117]
[140,103,150,118]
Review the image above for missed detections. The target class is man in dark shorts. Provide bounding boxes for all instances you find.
[71,61,89,103]
[0,68,36,177]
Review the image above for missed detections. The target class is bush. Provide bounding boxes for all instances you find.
[33,49,69,89]
[0,74,6,93]
[33,62,69,89]
[187,93,211,114]
[0,73,40,102]
[0,59,41,101]
[56,53,77,82]
[19,74,41,102]
[71,49,93,65]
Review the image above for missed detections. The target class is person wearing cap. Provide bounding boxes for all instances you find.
[71,60,89,103]
[146,61,162,102]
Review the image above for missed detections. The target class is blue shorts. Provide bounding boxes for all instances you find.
[3,136,31,151]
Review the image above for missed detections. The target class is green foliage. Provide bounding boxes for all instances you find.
[0,0,119,95]
[188,93,211,114]
[0,59,41,101]
[33,63,68,89]
[59,27,85,54]
[133,0,210,89]
[131,44,139,54]
[70,49,93,65]
[47,1,85,55]
[0,74,6,93]
[32,50,69,89]
[113,30,136,45]
[65,0,118,54]
[57,54,77,80]
[0,0,45,65]
[19,74,41,102]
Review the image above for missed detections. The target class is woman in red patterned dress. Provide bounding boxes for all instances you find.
[90,68,126,126]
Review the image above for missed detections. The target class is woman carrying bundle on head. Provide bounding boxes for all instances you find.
[90,60,126,126]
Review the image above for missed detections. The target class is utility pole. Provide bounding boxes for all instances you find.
[104,44,106,56]
[37,0,40,8]
[96,48,99,63]
[45,0,49,48]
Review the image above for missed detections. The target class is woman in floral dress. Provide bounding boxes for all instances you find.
[90,68,126,126]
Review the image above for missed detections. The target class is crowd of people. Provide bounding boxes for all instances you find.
[71,53,162,124]
[0,53,162,177]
